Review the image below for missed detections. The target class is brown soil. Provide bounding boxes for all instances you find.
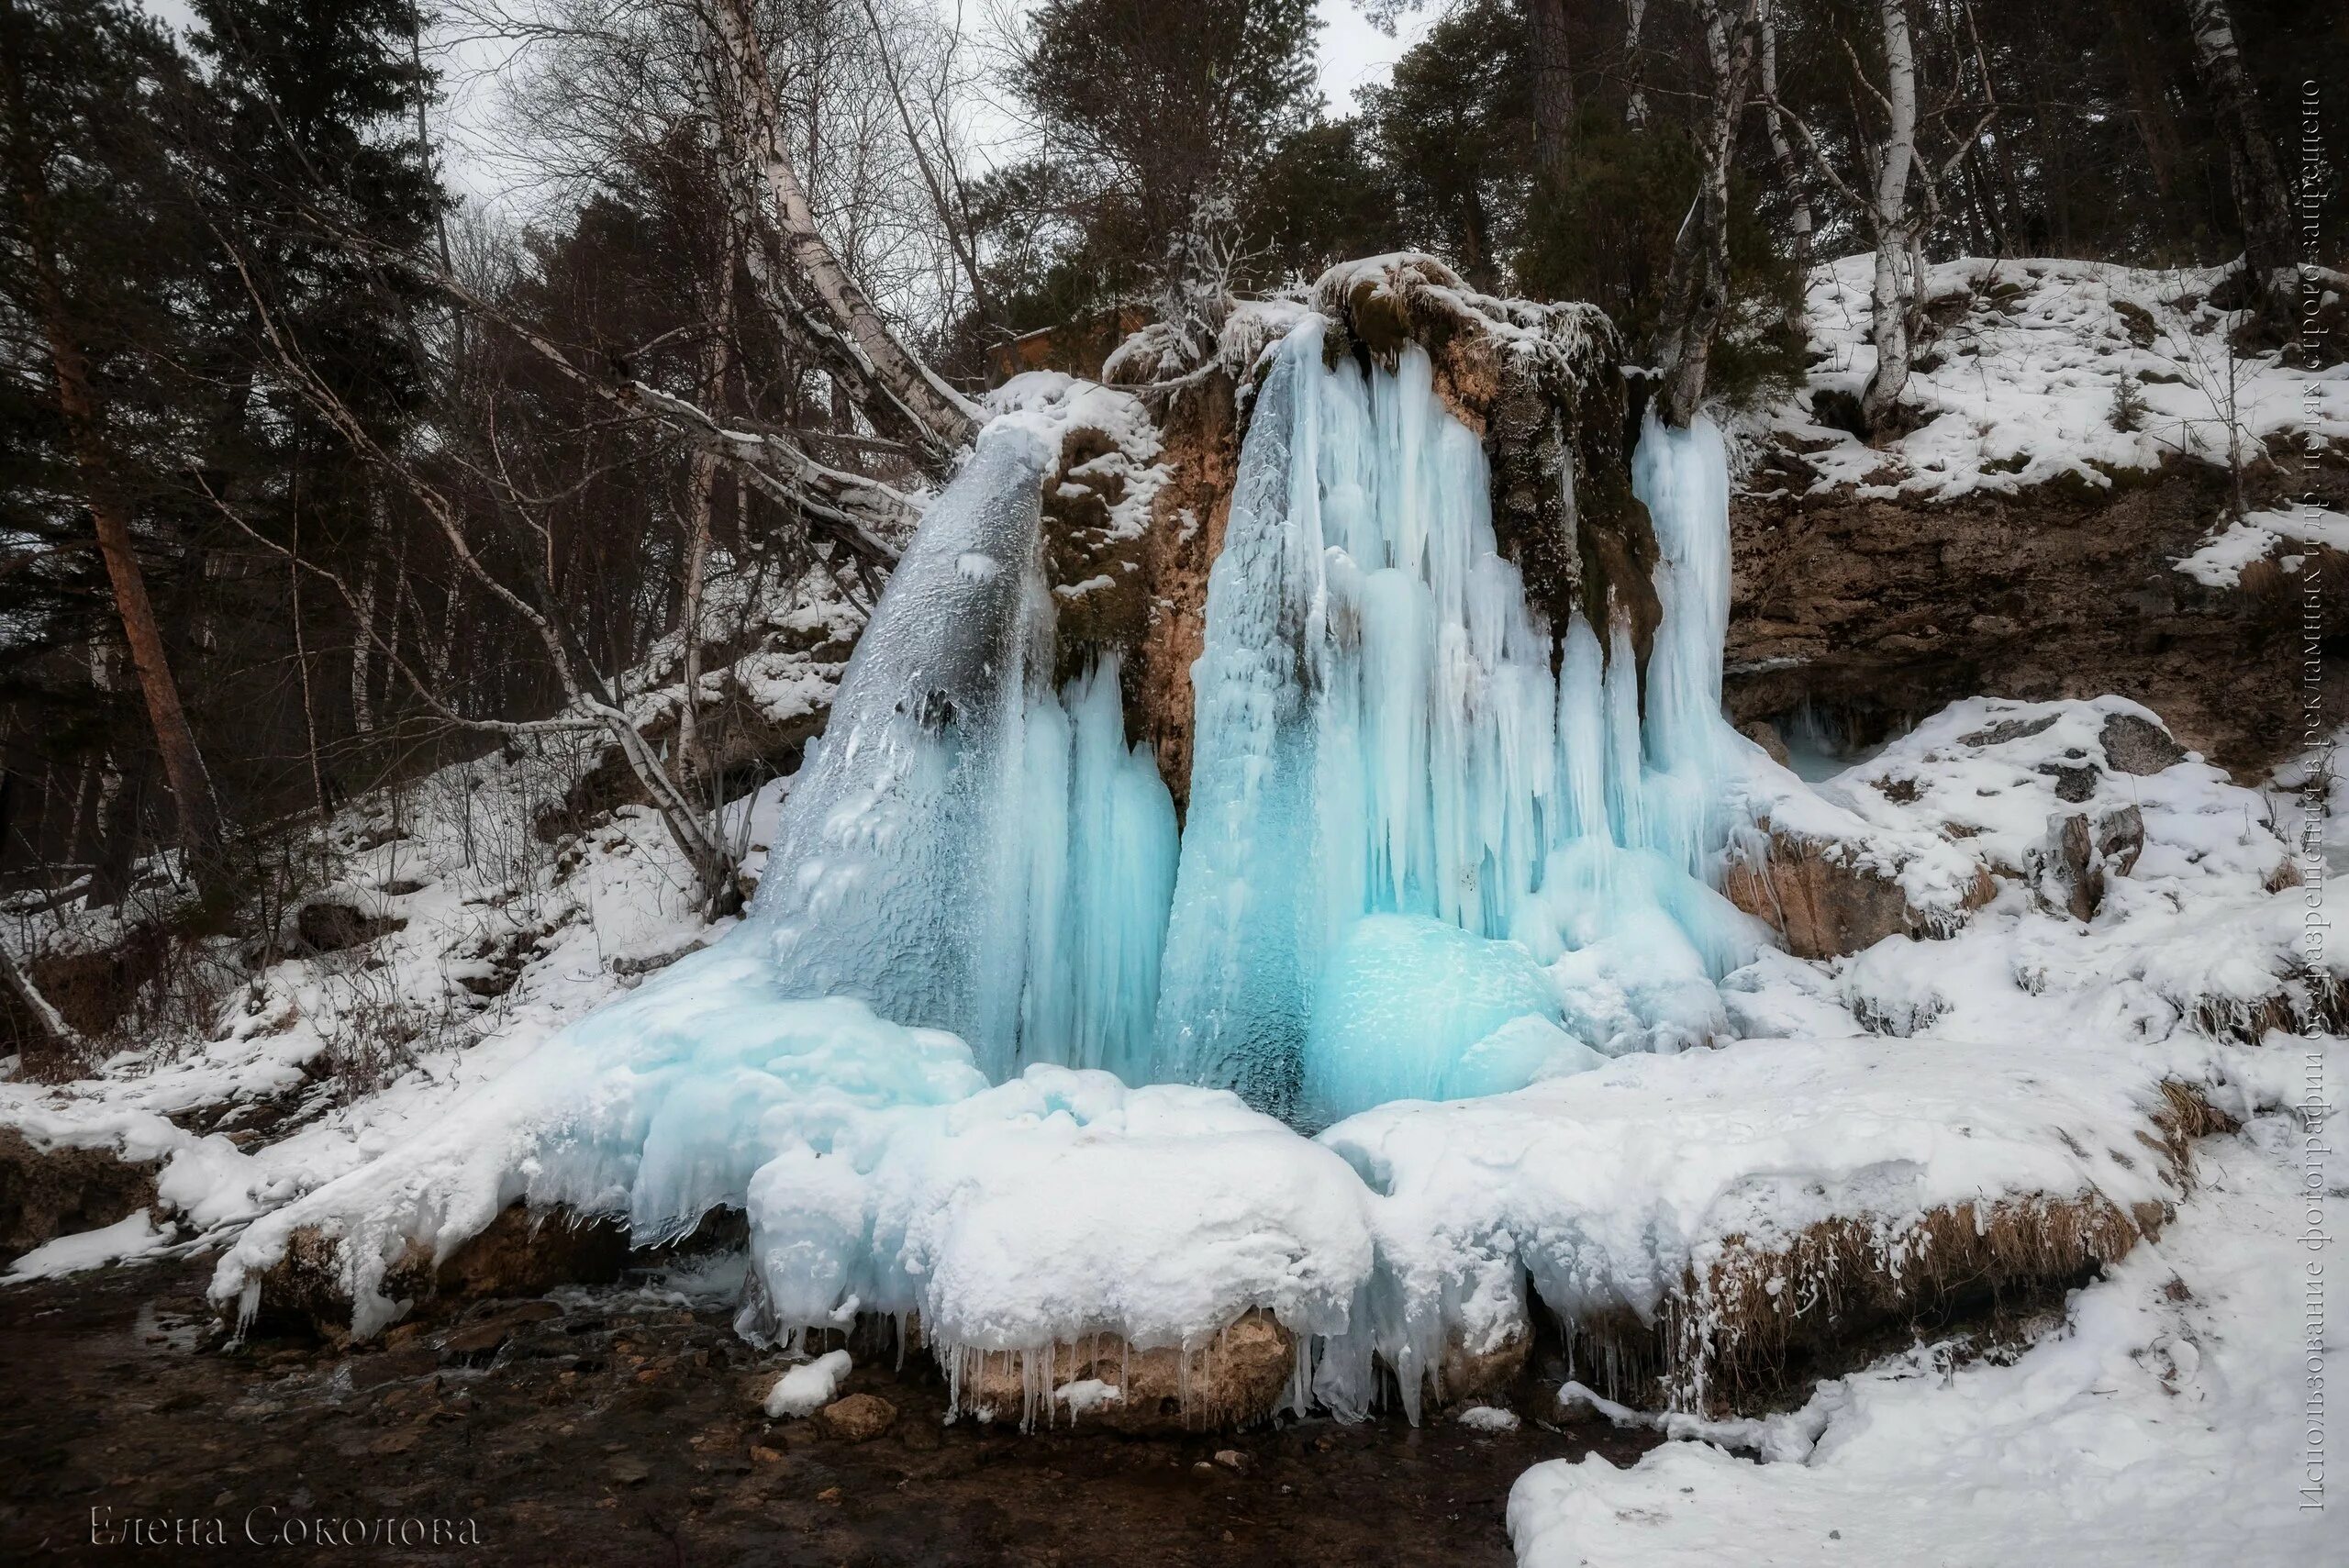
[0,1252,1658,1566]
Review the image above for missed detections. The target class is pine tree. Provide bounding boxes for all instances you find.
[0,0,228,886]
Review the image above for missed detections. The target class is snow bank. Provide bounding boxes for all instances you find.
[1508,1112,2340,1567]
[5,1208,167,1280]
[1320,1029,2210,1419]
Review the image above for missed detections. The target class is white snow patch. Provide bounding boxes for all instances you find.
[1508,1112,2343,1567]
[2176,503,2349,588]
[1457,1404,1520,1432]
[1054,1377,1123,1415]
[763,1348,852,1418]
[6,1208,166,1280]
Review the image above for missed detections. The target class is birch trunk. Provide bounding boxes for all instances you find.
[1859,0,1920,431]
[1624,0,1650,128]
[1654,0,1762,427]
[2182,0,2294,330]
[1760,2,1812,264]
[709,0,974,461]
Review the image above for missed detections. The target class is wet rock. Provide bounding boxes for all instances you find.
[439,1300,563,1361]
[247,1205,629,1340]
[813,1393,896,1443]
[952,1308,1296,1433]
[345,1347,441,1389]
[1431,1320,1533,1412]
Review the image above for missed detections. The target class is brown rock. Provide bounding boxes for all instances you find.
[0,1128,158,1265]
[2099,712,2188,775]
[246,1203,629,1340]
[1722,827,1995,959]
[1432,1318,1533,1409]
[1724,447,2349,776]
[812,1393,896,1443]
[947,1308,1297,1433]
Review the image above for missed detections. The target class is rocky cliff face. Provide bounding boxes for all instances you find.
[1724,448,2349,775]
[1057,255,1654,813]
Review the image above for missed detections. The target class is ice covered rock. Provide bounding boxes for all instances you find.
[1320,1031,2217,1418]
[947,1308,1297,1432]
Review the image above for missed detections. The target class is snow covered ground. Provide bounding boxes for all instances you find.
[1508,1110,2340,1567]
[1750,255,2348,506]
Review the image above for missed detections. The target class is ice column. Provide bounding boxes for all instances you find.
[742,434,1057,1078]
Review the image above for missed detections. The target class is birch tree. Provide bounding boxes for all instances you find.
[2181,0,2294,338]
[1763,0,1996,432]
[1653,0,1763,428]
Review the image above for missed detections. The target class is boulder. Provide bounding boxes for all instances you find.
[813,1393,897,1443]
[0,1128,159,1266]
[1722,826,1996,960]
[244,1203,629,1340]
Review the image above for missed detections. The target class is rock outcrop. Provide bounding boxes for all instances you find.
[1725,448,2349,775]
[943,1308,1297,1433]
[0,1127,159,1266]
[1721,824,1996,959]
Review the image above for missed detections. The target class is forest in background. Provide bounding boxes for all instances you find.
[0,0,2340,1008]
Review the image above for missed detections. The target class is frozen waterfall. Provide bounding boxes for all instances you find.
[214,308,1776,1365]
[494,315,1761,1248]
[1155,319,1757,1122]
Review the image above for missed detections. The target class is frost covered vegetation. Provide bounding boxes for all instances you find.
[2,0,2344,1564]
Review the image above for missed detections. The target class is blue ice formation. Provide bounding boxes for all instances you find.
[1154,318,1758,1121]
[531,314,1759,1223]
[724,429,1178,1086]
